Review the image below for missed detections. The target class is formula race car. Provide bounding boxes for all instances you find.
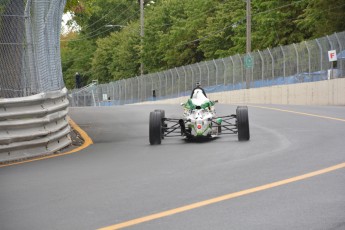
[149,89,250,145]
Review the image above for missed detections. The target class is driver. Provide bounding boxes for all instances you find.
[190,82,207,99]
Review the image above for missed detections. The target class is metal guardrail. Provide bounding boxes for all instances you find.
[0,88,71,162]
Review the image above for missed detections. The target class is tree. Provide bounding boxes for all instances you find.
[61,33,96,88]
[297,0,345,38]
[252,0,306,50]
[198,0,244,58]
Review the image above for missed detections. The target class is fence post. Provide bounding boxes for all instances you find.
[293,43,299,76]
[267,48,274,84]
[124,79,127,104]
[249,52,254,86]
[213,59,218,86]
[158,73,161,98]
[164,72,168,97]
[257,50,264,84]
[305,41,311,80]
[182,66,187,95]
[175,67,180,97]
[334,32,343,73]
[205,61,210,87]
[130,78,133,103]
[326,35,333,49]
[315,39,323,71]
[222,58,226,86]
[230,56,235,89]
[169,69,174,97]
[280,45,286,80]
[196,62,202,84]
[238,54,244,89]
[189,65,194,90]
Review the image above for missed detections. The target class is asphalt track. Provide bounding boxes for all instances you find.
[1,104,345,230]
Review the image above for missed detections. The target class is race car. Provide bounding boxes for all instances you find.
[149,89,250,145]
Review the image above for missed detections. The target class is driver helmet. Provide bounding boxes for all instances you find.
[196,82,201,87]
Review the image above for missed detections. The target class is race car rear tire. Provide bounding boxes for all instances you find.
[149,111,162,145]
[236,106,250,141]
[154,109,166,139]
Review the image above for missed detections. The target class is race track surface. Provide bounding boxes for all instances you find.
[1,104,345,230]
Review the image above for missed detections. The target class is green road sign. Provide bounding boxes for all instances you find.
[244,55,253,69]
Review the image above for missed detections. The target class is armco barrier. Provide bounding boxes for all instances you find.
[0,88,71,162]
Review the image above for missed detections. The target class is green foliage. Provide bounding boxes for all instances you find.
[252,0,307,49]
[61,36,96,88]
[296,0,345,38]
[61,0,345,89]
[198,0,245,58]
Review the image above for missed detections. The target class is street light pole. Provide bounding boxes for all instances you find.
[140,0,144,76]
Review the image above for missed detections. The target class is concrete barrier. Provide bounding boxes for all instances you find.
[138,78,345,106]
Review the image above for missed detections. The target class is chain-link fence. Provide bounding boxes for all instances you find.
[0,0,66,98]
[70,31,345,106]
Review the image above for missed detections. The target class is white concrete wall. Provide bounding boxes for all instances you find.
[139,78,345,105]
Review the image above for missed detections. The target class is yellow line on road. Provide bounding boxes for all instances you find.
[99,105,345,230]
[0,116,93,168]
[99,162,345,230]
[250,105,345,122]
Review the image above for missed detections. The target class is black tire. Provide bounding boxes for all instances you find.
[149,111,162,145]
[154,109,166,139]
[236,106,250,141]
[154,109,165,119]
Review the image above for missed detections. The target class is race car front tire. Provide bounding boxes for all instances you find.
[236,106,250,141]
[154,109,166,139]
[149,111,162,145]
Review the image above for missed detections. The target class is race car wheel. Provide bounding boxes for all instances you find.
[236,106,250,141]
[154,109,165,119]
[154,109,166,139]
[149,111,162,145]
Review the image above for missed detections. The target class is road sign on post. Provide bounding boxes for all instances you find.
[244,55,253,69]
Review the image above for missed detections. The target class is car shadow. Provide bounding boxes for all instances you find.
[183,136,219,144]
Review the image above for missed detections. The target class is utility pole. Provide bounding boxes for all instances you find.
[246,0,251,89]
[246,0,251,53]
[140,0,144,76]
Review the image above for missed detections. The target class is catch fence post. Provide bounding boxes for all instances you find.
[197,62,202,84]
[205,61,210,87]
[267,48,274,84]
[258,50,264,84]
[230,56,235,89]
[280,45,286,81]
[175,67,180,97]
[170,69,174,98]
[238,54,244,89]
[335,33,343,73]
[213,59,218,86]
[315,39,323,71]
[190,65,194,90]
[182,66,187,95]
[164,72,168,97]
[124,79,127,104]
[305,41,311,80]
[293,43,299,76]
